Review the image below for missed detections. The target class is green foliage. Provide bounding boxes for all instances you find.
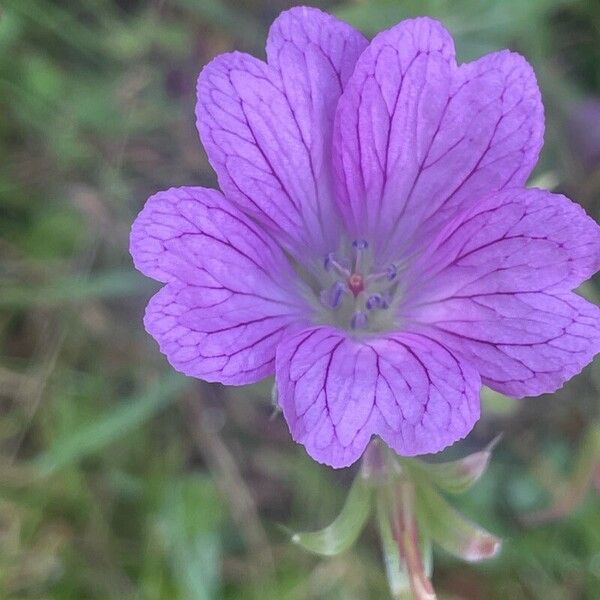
[34,371,189,476]
[0,0,599,598]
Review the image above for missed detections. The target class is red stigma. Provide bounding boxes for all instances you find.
[348,273,365,297]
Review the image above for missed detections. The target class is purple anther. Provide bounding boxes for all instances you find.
[350,311,368,330]
[321,280,346,309]
[324,252,334,271]
[366,294,384,310]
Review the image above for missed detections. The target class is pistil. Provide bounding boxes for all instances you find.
[319,241,398,331]
[348,273,365,297]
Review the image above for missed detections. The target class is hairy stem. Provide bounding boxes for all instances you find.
[392,480,436,600]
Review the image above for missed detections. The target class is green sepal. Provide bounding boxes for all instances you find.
[416,482,501,562]
[288,471,373,556]
[399,436,500,495]
[375,486,434,599]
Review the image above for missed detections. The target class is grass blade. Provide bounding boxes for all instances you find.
[34,372,188,476]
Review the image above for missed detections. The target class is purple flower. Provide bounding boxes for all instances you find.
[130,9,600,468]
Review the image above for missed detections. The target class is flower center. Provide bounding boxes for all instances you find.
[347,273,365,296]
[318,239,399,332]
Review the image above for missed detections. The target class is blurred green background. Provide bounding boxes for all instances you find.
[1,0,599,598]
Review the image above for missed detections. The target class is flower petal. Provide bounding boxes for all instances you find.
[404,187,600,397]
[196,8,367,260]
[413,292,600,398]
[130,186,309,384]
[276,326,481,468]
[424,50,544,230]
[409,188,600,301]
[267,7,367,92]
[333,17,543,263]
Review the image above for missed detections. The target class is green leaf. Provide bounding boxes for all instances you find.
[336,0,576,39]
[569,425,600,498]
[416,482,501,562]
[161,476,223,600]
[523,424,600,524]
[481,386,519,415]
[0,269,153,308]
[33,372,188,476]
[290,472,373,556]
[178,0,264,44]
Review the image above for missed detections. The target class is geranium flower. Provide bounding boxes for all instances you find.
[130,8,600,468]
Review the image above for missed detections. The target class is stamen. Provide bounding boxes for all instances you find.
[321,280,346,309]
[320,244,397,331]
[380,291,391,309]
[351,311,368,330]
[352,239,368,273]
[366,263,398,285]
[324,253,350,278]
[366,294,384,310]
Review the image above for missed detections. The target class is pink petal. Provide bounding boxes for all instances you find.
[410,188,600,300]
[196,7,367,260]
[130,186,309,385]
[333,17,543,263]
[276,326,481,468]
[403,187,600,396]
[414,292,600,398]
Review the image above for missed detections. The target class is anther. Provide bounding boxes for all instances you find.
[351,311,368,330]
[366,263,398,285]
[323,253,350,278]
[366,294,384,310]
[352,239,369,250]
[321,280,346,309]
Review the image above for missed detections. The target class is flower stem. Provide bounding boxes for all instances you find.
[392,479,437,600]
[370,443,437,600]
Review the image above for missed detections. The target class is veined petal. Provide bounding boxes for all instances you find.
[333,17,454,258]
[404,187,600,397]
[196,8,367,260]
[276,326,480,468]
[267,7,367,95]
[411,292,600,398]
[421,50,543,232]
[333,17,543,263]
[144,283,301,385]
[130,186,309,384]
[409,188,600,302]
